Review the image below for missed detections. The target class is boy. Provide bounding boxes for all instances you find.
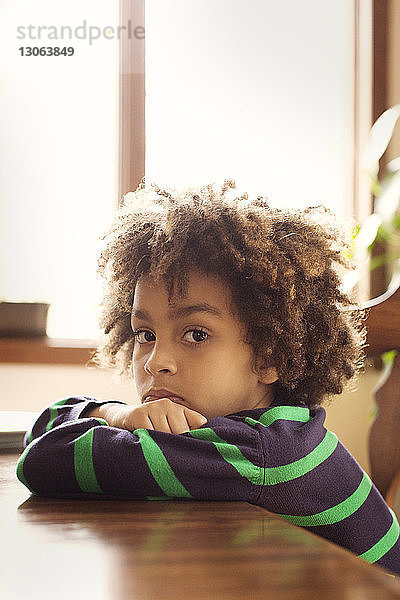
[17,180,400,575]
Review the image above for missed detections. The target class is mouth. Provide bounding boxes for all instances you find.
[142,389,184,404]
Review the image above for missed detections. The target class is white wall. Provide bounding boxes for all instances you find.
[0,363,138,412]
[324,364,381,473]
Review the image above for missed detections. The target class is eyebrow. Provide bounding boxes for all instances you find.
[131,302,224,322]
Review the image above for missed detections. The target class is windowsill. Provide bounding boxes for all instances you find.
[0,337,97,365]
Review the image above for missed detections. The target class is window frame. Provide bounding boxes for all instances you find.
[118,0,145,202]
[369,0,389,299]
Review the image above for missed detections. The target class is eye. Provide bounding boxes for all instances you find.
[183,329,209,344]
[133,329,155,344]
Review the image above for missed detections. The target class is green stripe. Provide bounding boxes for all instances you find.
[134,429,192,497]
[16,442,36,493]
[189,427,338,486]
[46,397,70,432]
[74,427,103,493]
[359,509,400,564]
[264,430,338,485]
[276,471,373,526]
[189,427,261,484]
[249,406,311,428]
[25,397,71,442]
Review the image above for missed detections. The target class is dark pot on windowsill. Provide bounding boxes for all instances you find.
[0,302,49,337]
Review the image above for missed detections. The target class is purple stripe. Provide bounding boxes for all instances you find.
[260,408,327,467]
[377,541,400,573]
[22,426,79,494]
[155,425,262,501]
[259,443,364,515]
[91,426,166,497]
[305,479,395,552]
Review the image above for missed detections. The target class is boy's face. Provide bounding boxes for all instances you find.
[131,270,278,420]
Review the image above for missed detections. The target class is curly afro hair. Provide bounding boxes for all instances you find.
[91,179,366,408]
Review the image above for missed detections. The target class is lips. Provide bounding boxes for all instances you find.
[142,389,184,404]
[143,395,183,404]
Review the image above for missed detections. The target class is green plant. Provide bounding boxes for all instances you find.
[354,104,400,283]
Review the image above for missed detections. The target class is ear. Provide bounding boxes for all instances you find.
[258,366,279,385]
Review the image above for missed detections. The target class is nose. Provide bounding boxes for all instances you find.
[144,341,178,376]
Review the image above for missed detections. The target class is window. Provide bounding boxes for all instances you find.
[0,0,119,339]
[145,0,364,220]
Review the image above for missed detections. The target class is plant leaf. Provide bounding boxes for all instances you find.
[362,104,400,178]
[374,169,400,223]
[355,213,382,250]
[387,156,400,173]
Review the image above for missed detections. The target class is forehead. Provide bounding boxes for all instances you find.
[132,271,233,315]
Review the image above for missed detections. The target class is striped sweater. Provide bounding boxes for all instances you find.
[16,395,400,575]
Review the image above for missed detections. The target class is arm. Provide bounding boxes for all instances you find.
[17,401,263,504]
[23,395,128,446]
[24,395,208,445]
[17,399,400,575]
[255,405,400,576]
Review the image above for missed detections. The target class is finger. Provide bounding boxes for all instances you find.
[147,409,172,433]
[165,408,193,434]
[127,412,154,431]
[184,407,208,430]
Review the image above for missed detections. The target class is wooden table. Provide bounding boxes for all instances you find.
[2,451,400,600]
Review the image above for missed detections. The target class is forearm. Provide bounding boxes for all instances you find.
[17,418,161,498]
[24,396,128,445]
[17,410,258,503]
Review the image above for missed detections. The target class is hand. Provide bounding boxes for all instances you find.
[88,399,208,434]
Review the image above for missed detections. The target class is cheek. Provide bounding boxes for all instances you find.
[225,348,259,385]
[132,349,146,375]
[183,354,220,386]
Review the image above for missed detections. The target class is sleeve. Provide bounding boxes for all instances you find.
[22,395,128,447]
[16,403,264,504]
[254,405,400,576]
